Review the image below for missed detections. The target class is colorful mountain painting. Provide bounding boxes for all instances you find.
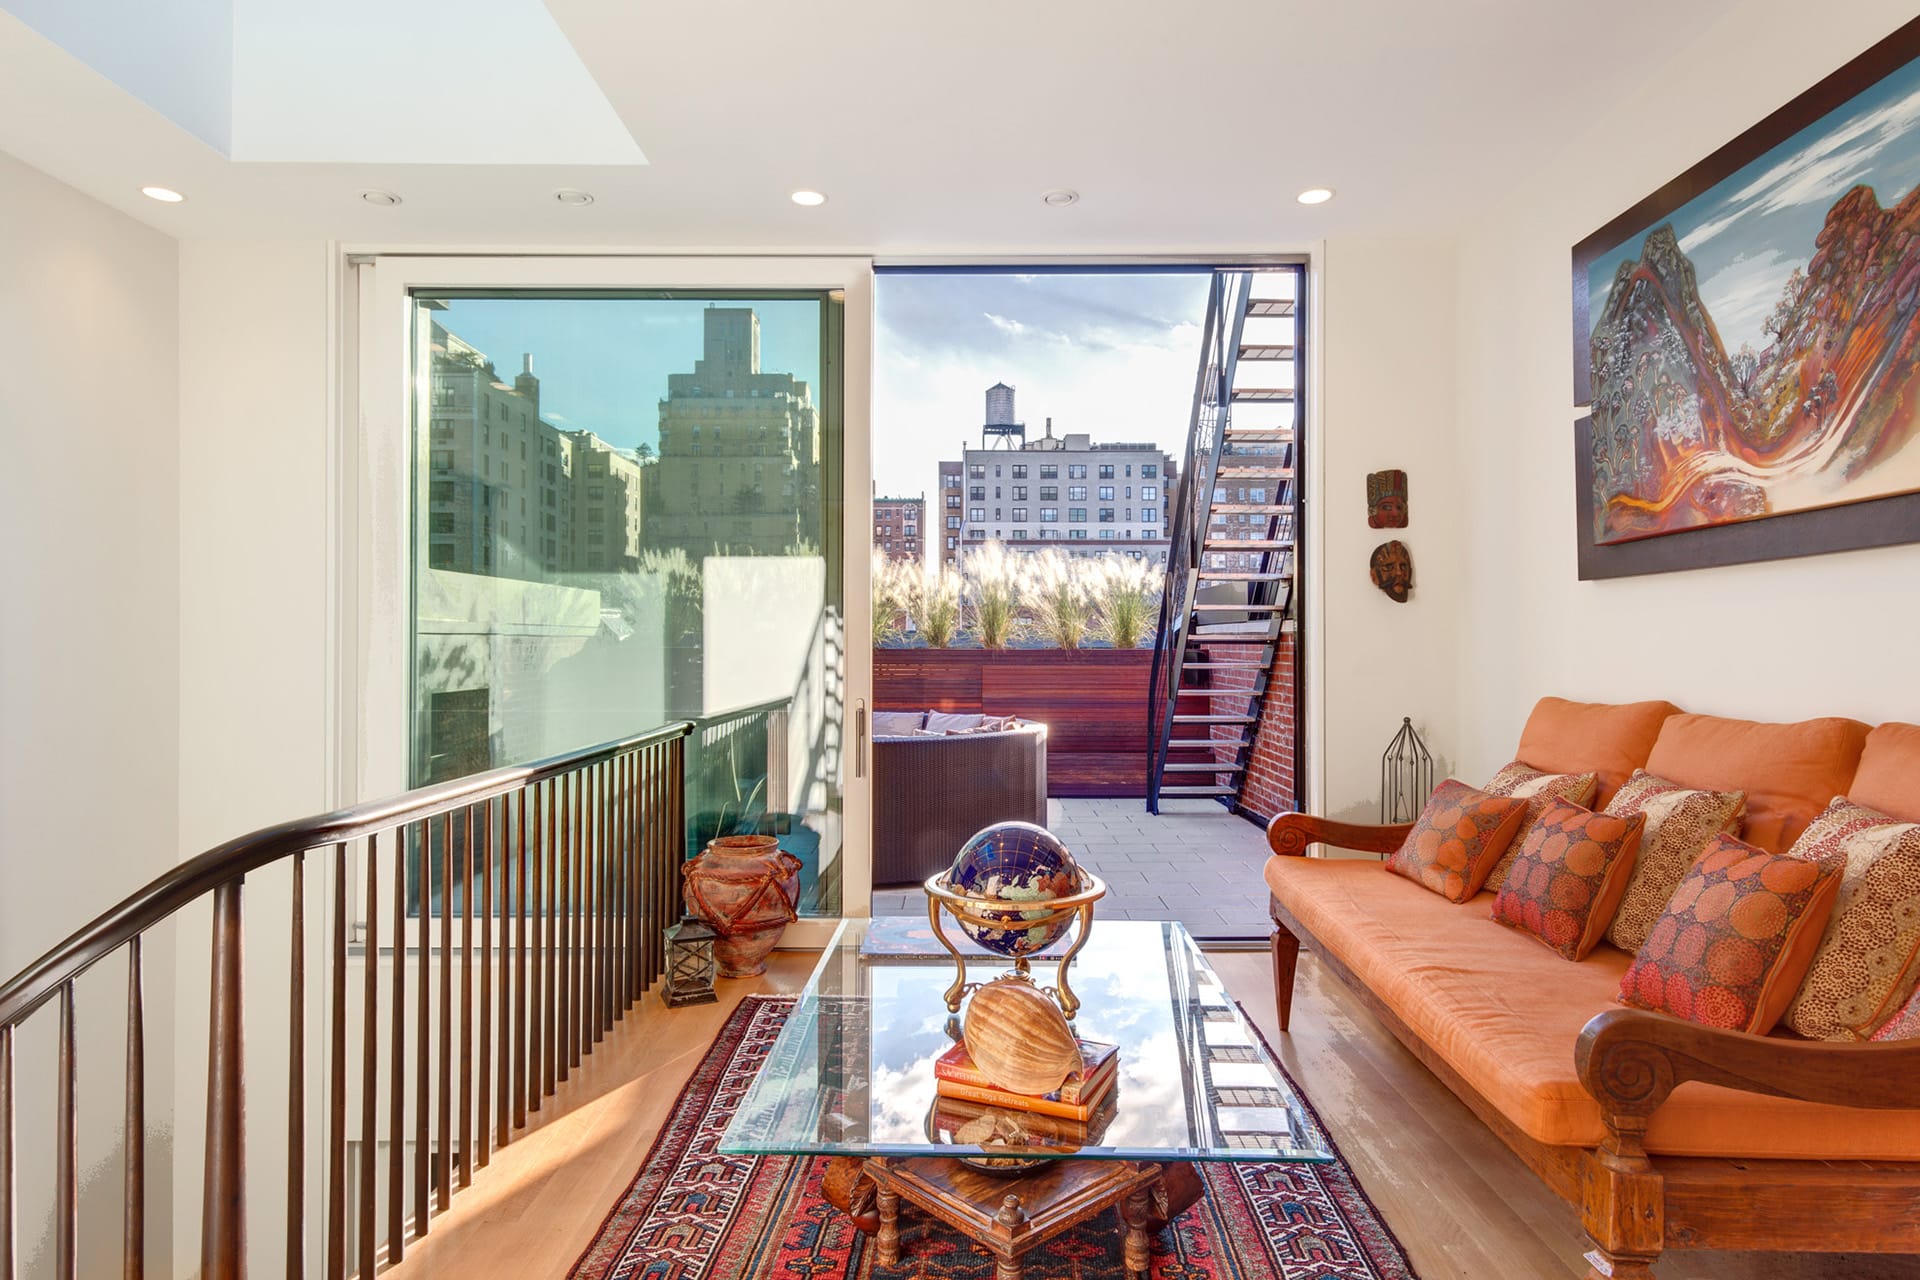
[1585,53,1920,545]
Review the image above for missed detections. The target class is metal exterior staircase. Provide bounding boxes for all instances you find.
[1146,268,1304,815]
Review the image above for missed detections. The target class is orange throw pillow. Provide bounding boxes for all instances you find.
[1480,761,1600,891]
[1385,779,1529,904]
[1492,800,1646,960]
[1619,834,1841,1033]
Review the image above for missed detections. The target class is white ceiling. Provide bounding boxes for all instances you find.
[0,0,1748,248]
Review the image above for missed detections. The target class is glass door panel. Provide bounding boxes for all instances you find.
[406,289,846,916]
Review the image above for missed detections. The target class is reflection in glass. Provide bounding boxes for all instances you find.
[407,293,844,915]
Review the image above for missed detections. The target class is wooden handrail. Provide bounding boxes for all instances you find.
[0,722,690,1030]
[0,717,696,1280]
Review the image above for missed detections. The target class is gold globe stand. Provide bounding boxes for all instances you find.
[922,869,1107,1017]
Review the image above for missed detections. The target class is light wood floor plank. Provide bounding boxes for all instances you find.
[380,946,1920,1280]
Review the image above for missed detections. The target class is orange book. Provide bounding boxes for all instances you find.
[933,1073,1115,1122]
[932,1038,1118,1103]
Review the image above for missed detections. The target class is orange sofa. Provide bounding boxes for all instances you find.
[1264,698,1920,1277]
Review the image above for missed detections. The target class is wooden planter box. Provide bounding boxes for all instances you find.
[873,648,1155,797]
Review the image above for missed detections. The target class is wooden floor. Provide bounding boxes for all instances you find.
[382,946,1920,1280]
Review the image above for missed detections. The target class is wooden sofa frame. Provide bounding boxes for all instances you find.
[1266,813,1920,1278]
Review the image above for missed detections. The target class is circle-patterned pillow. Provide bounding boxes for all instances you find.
[1384,779,1530,903]
[1491,798,1645,960]
[1618,834,1842,1033]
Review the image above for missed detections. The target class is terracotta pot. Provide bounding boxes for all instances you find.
[683,834,803,977]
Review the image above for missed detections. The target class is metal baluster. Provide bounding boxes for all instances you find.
[437,811,454,1211]
[513,789,528,1131]
[388,832,405,1262]
[57,983,75,1280]
[546,776,561,1095]
[125,938,144,1280]
[360,834,380,1279]
[203,881,245,1280]
[288,854,305,1280]
[415,822,432,1233]
[327,843,347,1280]
[0,1023,13,1280]
[476,798,491,1174]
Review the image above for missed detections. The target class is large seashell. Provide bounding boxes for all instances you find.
[962,979,1080,1096]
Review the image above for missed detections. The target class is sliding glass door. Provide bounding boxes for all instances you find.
[355,259,873,926]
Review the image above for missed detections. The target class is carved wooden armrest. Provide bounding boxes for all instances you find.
[1265,813,1412,858]
[1576,1006,1920,1125]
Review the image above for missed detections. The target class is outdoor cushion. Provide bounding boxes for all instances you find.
[1514,697,1681,805]
[1850,722,1920,823]
[1264,855,1920,1159]
[1644,713,1870,853]
[924,712,986,734]
[872,710,926,736]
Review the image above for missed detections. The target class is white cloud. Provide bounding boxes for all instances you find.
[1697,247,1805,353]
[1680,81,1920,252]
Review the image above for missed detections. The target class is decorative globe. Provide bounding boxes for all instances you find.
[945,822,1082,957]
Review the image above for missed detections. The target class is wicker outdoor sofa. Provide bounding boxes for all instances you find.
[871,716,1047,885]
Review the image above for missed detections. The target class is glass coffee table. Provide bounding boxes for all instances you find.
[720,918,1333,1278]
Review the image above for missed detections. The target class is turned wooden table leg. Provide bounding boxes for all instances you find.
[1121,1187,1152,1279]
[994,1258,1021,1280]
[876,1186,901,1266]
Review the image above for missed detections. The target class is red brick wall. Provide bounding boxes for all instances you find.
[1205,633,1297,821]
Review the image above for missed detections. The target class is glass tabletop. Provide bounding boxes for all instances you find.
[718,917,1335,1164]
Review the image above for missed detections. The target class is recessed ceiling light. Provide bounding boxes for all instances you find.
[790,190,828,207]
[1296,187,1336,205]
[555,188,595,206]
[359,189,403,207]
[140,186,186,203]
[1041,189,1080,207]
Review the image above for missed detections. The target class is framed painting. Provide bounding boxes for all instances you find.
[1572,16,1920,579]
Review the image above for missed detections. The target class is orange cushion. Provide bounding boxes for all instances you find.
[1619,834,1840,1034]
[1492,800,1644,960]
[1850,723,1920,823]
[1264,855,1920,1158]
[1384,780,1528,903]
[1514,697,1681,805]
[1644,713,1870,853]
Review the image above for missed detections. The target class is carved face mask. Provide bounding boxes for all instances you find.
[1369,540,1413,603]
[1367,470,1408,529]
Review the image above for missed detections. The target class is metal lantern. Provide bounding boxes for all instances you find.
[662,917,719,1008]
[1380,717,1435,826]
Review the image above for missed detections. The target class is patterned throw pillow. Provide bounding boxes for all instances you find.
[1871,984,1920,1041]
[1492,800,1646,960]
[1782,798,1920,1042]
[1603,771,1747,953]
[1481,762,1600,891]
[1385,779,1529,904]
[1619,834,1841,1033]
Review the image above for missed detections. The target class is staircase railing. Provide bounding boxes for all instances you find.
[1147,270,1252,812]
[0,721,692,1280]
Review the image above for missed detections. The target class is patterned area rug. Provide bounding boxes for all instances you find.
[570,996,1417,1279]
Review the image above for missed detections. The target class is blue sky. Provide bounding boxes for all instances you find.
[1588,54,1920,355]
[422,272,1216,500]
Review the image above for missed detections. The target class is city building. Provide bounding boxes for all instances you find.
[872,494,924,564]
[939,398,1178,566]
[567,430,648,573]
[647,307,820,558]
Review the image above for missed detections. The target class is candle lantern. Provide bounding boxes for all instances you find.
[1380,716,1435,826]
[662,917,719,1008]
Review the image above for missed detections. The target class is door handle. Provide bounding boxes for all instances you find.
[855,701,867,779]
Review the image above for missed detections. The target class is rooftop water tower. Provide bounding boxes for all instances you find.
[982,381,1026,448]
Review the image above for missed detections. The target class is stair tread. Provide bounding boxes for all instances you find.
[1196,571,1289,581]
[1245,298,1296,316]
[1158,785,1239,797]
[1231,388,1296,401]
[1173,714,1259,724]
[1237,344,1297,360]
[1208,504,1290,515]
[1192,602,1285,611]
[1204,539,1294,550]
[1174,686,1259,695]
[1162,762,1247,772]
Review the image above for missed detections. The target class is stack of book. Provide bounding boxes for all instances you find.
[933,1037,1118,1122]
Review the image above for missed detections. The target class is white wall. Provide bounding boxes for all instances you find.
[1314,238,1465,821]
[1454,0,1920,781]
[0,148,181,1276]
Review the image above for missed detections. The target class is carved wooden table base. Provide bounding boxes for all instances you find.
[821,1154,1203,1279]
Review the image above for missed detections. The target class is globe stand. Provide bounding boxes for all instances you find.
[922,869,1107,1018]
